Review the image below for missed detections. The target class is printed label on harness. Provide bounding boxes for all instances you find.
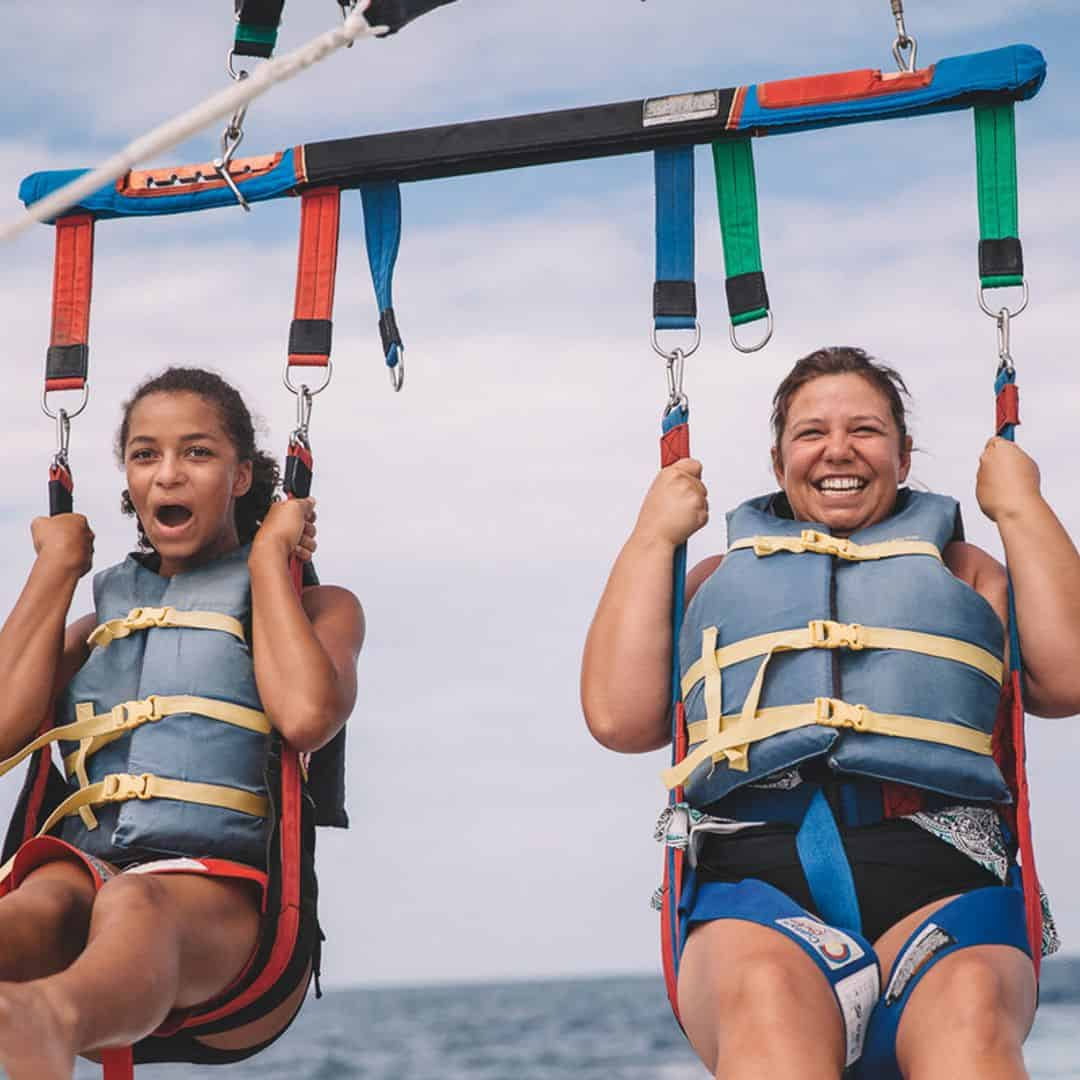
[884,922,955,1005]
[776,916,865,969]
[643,91,720,127]
[835,965,880,1067]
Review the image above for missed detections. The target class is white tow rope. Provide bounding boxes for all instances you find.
[0,6,383,245]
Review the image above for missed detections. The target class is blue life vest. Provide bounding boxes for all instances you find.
[58,547,271,867]
[673,489,1009,810]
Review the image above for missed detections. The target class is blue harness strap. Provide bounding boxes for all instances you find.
[681,876,880,1068]
[857,882,1030,1080]
[653,147,696,332]
[796,788,863,935]
[359,180,404,377]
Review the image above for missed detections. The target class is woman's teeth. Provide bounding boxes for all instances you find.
[818,478,866,491]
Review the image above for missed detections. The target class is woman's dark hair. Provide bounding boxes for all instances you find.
[771,346,911,453]
[117,367,280,550]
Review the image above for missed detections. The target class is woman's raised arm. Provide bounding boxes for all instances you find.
[975,437,1080,716]
[581,459,712,753]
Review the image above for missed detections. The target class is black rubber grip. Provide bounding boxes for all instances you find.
[288,319,333,358]
[725,271,769,318]
[653,280,697,319]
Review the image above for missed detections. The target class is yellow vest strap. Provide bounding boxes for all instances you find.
[87,607,246,649]
[57,696,271,778]
[0,696,270,785]
[37,772,269,840]
[728,531,943,564]
[680,621,1003,699]
[662,697,993,790]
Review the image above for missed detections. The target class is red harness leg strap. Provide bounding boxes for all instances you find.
[288,187,341,369]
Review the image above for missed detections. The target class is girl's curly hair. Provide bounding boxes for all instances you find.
[116,367,279,550]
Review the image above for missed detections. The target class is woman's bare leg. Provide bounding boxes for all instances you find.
[874,895,1036,1080]
[0,870,261,1080]
[678,918,846,1080]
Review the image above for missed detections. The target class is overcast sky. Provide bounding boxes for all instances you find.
[1,3,1079,989]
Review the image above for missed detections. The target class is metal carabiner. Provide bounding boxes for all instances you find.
[729,310,774,354]
[995,307,1016,376]
[889,1,918,73]
[214,57,252,211]
[51,408,72,469]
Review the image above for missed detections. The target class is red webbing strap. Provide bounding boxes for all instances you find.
[100,1047,133,1080]
[288,187,341,368]
[46,214,94,392]
[996,383,1020,435]
[659,412,690,1024]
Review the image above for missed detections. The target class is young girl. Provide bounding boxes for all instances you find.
[0,367,364,1079]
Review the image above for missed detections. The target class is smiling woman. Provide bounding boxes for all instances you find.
[582,345,1080,1080]
[0,367,364,1079]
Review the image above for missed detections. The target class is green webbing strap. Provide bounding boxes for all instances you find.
[234,0,286,59]
[974,103,1024,289]
[711,138,770,328]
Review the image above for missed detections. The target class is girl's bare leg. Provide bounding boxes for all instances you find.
[0,861,96,981]
[0,870,261,1080]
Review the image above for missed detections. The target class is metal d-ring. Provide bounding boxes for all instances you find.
[651,322,701,363]
[388,347,405,392]
[41,383,90,422]
[283,358,334,397]
[978,279,1029,321]
[729,310,774,354]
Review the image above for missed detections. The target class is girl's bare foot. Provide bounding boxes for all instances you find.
[0,980,78,1080]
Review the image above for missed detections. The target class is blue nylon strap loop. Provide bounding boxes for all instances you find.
[654,148,696,332]
[360,181,403,369]
[796,788,863,935]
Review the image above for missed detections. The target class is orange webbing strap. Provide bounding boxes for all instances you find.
[288,187,341,368]
[46,214,94,392]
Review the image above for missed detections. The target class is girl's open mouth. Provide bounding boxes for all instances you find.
[155,504,194,530]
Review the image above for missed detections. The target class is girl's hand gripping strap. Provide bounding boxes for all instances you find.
[359,181,405,390]
[711,138,772,352]
[45,213,94,516]
[993,366,1043,974]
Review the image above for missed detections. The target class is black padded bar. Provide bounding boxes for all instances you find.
[46,343,89,381]
[284,451,313,499]
[378,308,402,355]
[978,237,1024,279]
[653,281,697,319]
[303,90,739,187]
[725,271,769,318]
[367,0,457,34]
[288,319,333,357]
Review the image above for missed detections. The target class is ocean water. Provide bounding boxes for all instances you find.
[73,974,1078,1079]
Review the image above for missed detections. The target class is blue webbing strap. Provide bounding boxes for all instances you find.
[796,787,863,935]
[653,148,696,332]
[359,181,404,374]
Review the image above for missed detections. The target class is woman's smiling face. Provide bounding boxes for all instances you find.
[124,391,252,575]
[771,372,912,537]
